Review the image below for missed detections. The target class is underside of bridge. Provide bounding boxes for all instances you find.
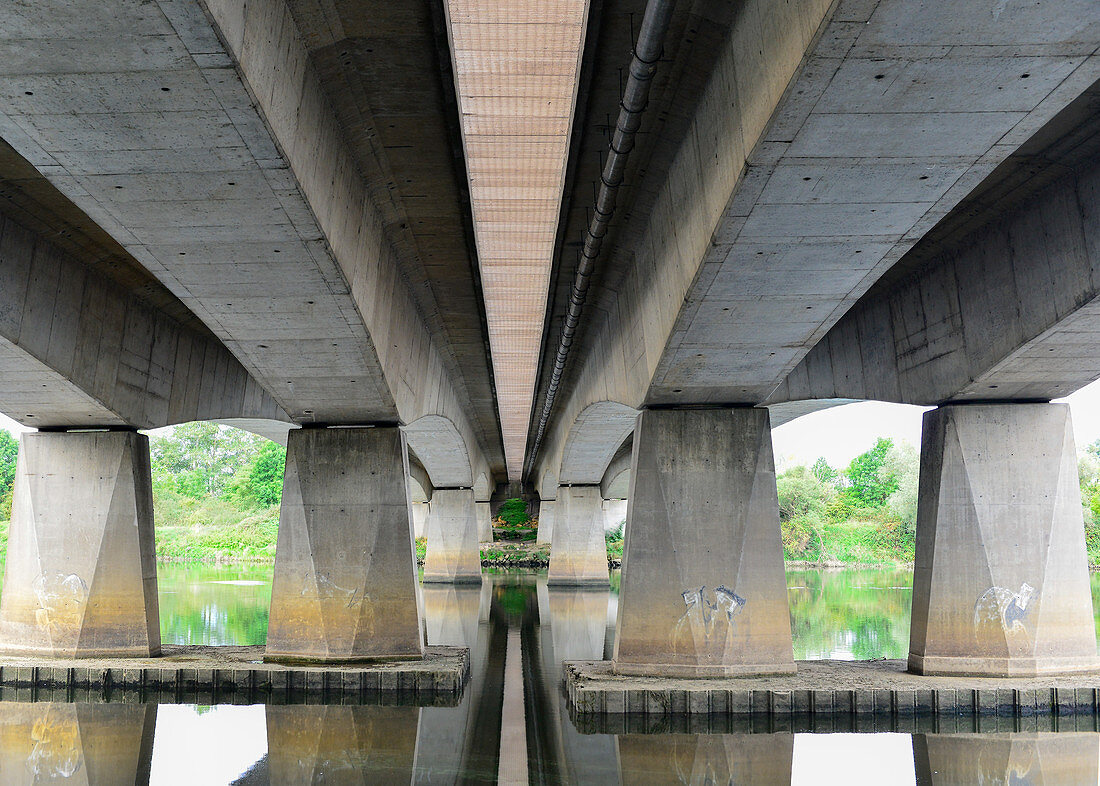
[0,0,1098,672]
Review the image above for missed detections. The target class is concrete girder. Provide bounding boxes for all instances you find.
[769,148,1100,406]
[0,0,499,485]
[0,213,286,429]
[531,0,1100,482]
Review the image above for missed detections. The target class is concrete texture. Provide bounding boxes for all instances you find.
[909,404,1100,677]
[0,644,469,702]
[0,0,502,489]
[914,732,1100,784]
[618,733,794,785]
[267,704,419,781]
[566,658,1100,718]
[423,488,482,584]
[531,0,1100,502]
[0,702,156,784]
[536,499,555,546]
[0,212,286,430]
[476,501,492,542]
[0,431,160,658]
[613,408,794,677]
[266,427,423,663]
[547,486,610,587]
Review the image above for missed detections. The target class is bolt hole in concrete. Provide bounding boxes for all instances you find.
[0,566,1096,781]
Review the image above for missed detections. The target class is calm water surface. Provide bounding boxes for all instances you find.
[2,565,1100,783]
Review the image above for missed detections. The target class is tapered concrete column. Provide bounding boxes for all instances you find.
[914,733,1100,783]
[411,501,429,538]
[548,486,609,586]
[265,426,422,663]
[537,499,555,545]
[0,702,157,782]
[909,403,1100,676]
[618,734,793,784]
[423,488,482,583]
[613,408,794,677]
[0,431,160,658]
[476,501,493,541]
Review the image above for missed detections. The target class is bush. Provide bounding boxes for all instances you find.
[777,465,835,522]
[782,513,825,560]
[495,498,529,528]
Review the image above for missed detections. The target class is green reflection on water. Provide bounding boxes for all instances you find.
[157,563,271,646]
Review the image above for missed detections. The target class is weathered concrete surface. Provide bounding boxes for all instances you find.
[0,211,286,430]
[547,486,610,587]
[613,408,794,677]
[0,432,160,658]
[0,644,469,701]
[0,702,156,783]
[618,733,794,785]
[566,658,1100,717]
[532,0,1100,500]
[0,0,501,488]
[476,501,492,543]
[423,488,482,584]
[266,427,422,663]
[267,704,420,782]
[536,499,555,546]
[914,732,1100,784]
[909,404,1100,677]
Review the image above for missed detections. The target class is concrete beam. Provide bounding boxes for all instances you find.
[0,431,160,658]
[266,426,422,663]
[0,0,500,482]
[909,404,1100,676]
[0,212,285,429]
[772,135,1100,406]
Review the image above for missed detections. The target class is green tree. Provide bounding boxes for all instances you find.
[150,422,265,499]
[884,440,919,530]
[225,441,286,509]
[777,465,834,522]
[844,438,899,507]
[0,429,18,520]
[811,457,840,487]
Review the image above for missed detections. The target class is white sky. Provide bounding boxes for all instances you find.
[3,378,1100,472]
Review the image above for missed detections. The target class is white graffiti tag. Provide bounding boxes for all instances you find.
[671,585,746,656]
[974,582,1035,633]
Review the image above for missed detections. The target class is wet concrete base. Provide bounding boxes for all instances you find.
[0,645,469,705]
[566,659,1100,719]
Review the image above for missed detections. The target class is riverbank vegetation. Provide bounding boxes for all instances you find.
[2,424,1100,568]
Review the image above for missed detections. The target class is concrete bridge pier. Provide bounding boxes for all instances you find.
[265,426,423,663]
[423,488,483,583]
[909,404,1100,677]
[0,431,160,658]
[536,499,556,545]
[612,408,795,677]
[476,501,493,542]
[547,486,610,586]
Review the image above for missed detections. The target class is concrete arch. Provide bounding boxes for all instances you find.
[600,435,633,500]
[403,414,476,490]
[556,401,639,488]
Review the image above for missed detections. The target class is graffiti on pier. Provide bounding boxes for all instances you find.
[671,585,746,656]
[32,572,89,638]
[974,582,1036,645]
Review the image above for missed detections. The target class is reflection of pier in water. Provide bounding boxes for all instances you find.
[914,732,1100,785]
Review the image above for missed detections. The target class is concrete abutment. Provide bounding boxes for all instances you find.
[0,431,161,658]
[908,403,1100,677]
[612,407,794,677]
[265,426,423,663]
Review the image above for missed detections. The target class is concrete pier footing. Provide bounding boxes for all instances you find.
[265,427,423,663]
[0,431,161,658]
[612,408,795,677]
[908,404,1100,677]
[547,486,610,586]
[423,488,482,583]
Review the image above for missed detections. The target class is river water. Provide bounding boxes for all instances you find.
[3,565,1100,783]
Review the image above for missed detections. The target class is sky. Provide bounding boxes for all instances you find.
[4,377,1100,472]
